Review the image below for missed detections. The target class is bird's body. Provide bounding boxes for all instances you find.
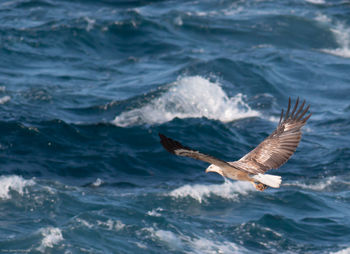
[159,97,311,191]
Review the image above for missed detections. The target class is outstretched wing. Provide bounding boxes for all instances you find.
[232,97,312,174]
[159,133,240,172]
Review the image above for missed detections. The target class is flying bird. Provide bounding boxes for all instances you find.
[159,97,311,191]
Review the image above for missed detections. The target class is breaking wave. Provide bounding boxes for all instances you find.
[142,227,245,254]
[191,236,243,254]
[316,14,350,58]
[169,179,253,203]
[0,95,10,104]
[305,0,325,4]
[283,176,349,191]
[331,247,350,254]
[0,175,35,200]
[113,76,260,127]
[147,207,164,217]
[37,227,64,252]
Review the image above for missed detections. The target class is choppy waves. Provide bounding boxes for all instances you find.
[113,76,260,126]
[0,171,349,253]
[1,0,350,253]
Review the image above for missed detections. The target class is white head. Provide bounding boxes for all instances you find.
[205,165,224,176]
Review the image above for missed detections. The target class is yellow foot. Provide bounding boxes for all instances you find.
[251,182,268,191]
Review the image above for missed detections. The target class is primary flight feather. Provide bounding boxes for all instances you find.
[159,97,311,191]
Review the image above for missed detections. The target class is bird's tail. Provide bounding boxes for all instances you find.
[252,173,282,188]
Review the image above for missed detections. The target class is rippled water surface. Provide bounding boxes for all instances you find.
[0,0,350,253]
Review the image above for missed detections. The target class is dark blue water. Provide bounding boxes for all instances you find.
[0,0,350,253]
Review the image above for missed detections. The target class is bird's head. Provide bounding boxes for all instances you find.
[205,165,224,176]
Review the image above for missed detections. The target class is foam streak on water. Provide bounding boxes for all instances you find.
[331,247,350,254]
[0,175,35,200]
[283,176,341,191]
[305,0,325,4]
[113,76,260,126]
[37,227,64,252]
[169,179,253,203]
[316,14,350,58]
[0,96,10,104]
[142,227,244,254]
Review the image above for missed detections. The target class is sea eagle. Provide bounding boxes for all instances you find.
[159,97,311,191]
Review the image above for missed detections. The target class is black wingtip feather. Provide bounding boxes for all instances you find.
[284,97,291,120]
[290,97,299,118]
[279,109,284,125]
[279,98,311,124]
[302,112,312,123]
[297,104,310,121]
[159,133,189,154]
[294,99,306,120]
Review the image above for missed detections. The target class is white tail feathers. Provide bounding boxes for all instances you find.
[252,174,282,188]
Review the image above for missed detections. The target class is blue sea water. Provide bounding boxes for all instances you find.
[0,0,350,253]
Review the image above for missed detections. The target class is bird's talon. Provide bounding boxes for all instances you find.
[256,183,268,191]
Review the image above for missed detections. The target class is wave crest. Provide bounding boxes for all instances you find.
[37,227,64,252]
[141,227,245,253]
[316,14,350,58]
[331,247,350,254]
[0,175,35,200]
[113,76,259,127]
[283,176,349,191]
[169,179,253,203]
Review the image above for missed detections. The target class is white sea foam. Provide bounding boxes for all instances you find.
[91,178,103,187]
[331,247,350,254]
[105,219,115,230]
[97,219,125,231]
[135,241,148,249]
[0,95,10,104]
[191,237,242,254]
[169,179,253,203]
[315,14,331,24]
[114,220,125,231]
[142,227,245,253]
[141,227,183,250]
[268,115,280,123]
[305,0,325,4]
[283,176,339,191]
[0,175,35,200]
[322,22,350,57]
[316,14,350,58]
[174,16,183,26]
[155,230,184,250]
[147,207,164,217]
[113,76,260,127]
[76,218,94,229]
[322,47,350,58]
[37,227,64,252]
[84,17,95,32]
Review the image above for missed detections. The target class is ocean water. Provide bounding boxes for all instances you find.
[0,0,350,253]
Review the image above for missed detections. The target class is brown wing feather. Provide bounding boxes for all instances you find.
[234,97,311,174]
[159,133,242,172]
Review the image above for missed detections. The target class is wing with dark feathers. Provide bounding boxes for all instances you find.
[159,133,241,172]
[233,97,312,174]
